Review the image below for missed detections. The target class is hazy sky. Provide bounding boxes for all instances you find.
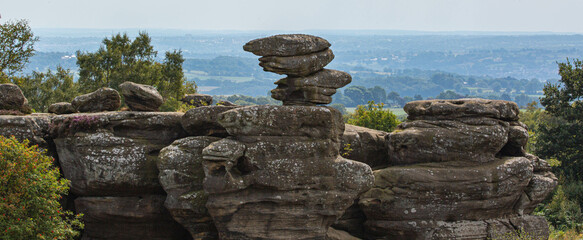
[3,0,583,33]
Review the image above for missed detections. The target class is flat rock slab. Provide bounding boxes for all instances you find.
[404,98,520,121]
[119,81,164,111]
[243,34,331,57]
[72,87,121,112]
[48,102,77,114]
[259,48,334,76]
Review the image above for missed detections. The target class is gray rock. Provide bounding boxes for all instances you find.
[48,102,77,114]
[158,136,221,239]
[326,227,361,240]
[119,81,164,111]
[72,87,121,112]
[271,69,351,105]
[181,94,213,107]
[0,114,51,149]
[0,83,31,114]
[405,98,520,121]
[75,196,190,240]
[259,48,334,76]
[243,34,331,57]
[341,124,389,169]
[181,105,240,137]
[499,121,529,156]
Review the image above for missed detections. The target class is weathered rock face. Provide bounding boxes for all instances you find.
[258,48,334,77]
[52,112,190,239]
[157,136,221,239]
[182,94,213,107]
[271,69,351,105]
[0,83,32,114]
[341,124,390,170]
[72,87,121,112]
[243,34,331,57]
[119,81,164,111]
[359,99,557,239]
[0,114,51,149]
[48,102,77,114]
[181,106,240,137]
[201,105,374,239]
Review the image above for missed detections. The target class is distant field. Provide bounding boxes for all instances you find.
[346,107,407,118]
[184,73,254,83]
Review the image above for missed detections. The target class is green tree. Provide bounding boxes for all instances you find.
[11,66,79,112]
[537,59,583,181]
[0,19,38,82]
[0,136,83,239]
[76,32,195,109]
[346,101,400,132]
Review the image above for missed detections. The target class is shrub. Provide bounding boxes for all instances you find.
[0,136,83,239]
[346,101,401,132]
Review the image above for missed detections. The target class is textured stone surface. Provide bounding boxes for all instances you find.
[182,94,213,107]
[404,98,520,121]
[0,83,31,114]
[0,114,51,150]
[243,34,331,57]
[326,227,360,240]
[341,124,389,169]
[157,136,221,239]
[119,81,164,111]
[217,105,344,139]
[499,121,529,156]
[258,48,334,76]
[53,112,186,196]
[202,105,373,239]
[181,106,239,137]
[75,196,190,240]
[72,87,121,112]
[388,117,509,165]
[271,69,351,105]
[48,102,77,114]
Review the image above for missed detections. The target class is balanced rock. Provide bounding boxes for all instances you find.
[258,48,334,76]
[243,34,331,56]
[0,83,32,114]
[119,81,163,111]
[271,69,351,105]
[182,93,213,107]
[181,105,240,137]
[158,136,221,239]
[202,105,374,239]
[48,102,77,114]
[72,87,121,112]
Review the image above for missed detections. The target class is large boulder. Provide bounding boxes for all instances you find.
[181,105,239,137]
[119,81,164,111]
[0,83,31,114]
[72,87,121,112]
[157,136,222,239]
[243,34,331,57]
[258,48,334,76]
[48,102,77,114]
[404,98,520,121]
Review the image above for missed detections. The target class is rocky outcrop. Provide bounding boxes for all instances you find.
[119,81,164,111]
[181,106,240,137]
[51,112,189,239]
[48,102,77,114]
[244,34,350,105]
[201,106,374,239]
[72,87,121,112]
[360,99,558,239]
[0,83,32,114]
[341,124,390,169]
[0,114,51,149]
[182,94,213,107]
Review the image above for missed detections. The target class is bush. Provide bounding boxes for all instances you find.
[346,101,401,132]
[0,136,83,239]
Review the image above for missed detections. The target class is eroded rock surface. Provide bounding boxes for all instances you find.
[119,81,164,111]
[0,83,32,114]
[181,106,240,137]
[48,102,77,114]
[243,34,331,56]
[182,94,213,107]
[72,87,121,112]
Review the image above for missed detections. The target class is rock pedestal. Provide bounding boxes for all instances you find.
[359,99,557,239]
[201,106,373,239]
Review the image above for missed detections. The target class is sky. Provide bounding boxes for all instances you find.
[2,0,583,33]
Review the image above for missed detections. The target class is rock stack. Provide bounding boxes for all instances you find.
[244,34,351,105]
[359,99,558,239]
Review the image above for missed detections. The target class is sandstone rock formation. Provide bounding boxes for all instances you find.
[359,99,558,239]
[201,105,374,239]
[182,93,213,107]
[181,105,240,137]
[72,87,121,112]
[244,34,350,105]
[48,102,77,114]
[119,81,164,111]
[341,124,390,170]
[0,83,32,114]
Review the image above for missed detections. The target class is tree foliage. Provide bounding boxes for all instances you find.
[76,32,196,106]
[0,136,83,239]
[0,19,38,81]
[346,101,400,132]
[11,66,79,112]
